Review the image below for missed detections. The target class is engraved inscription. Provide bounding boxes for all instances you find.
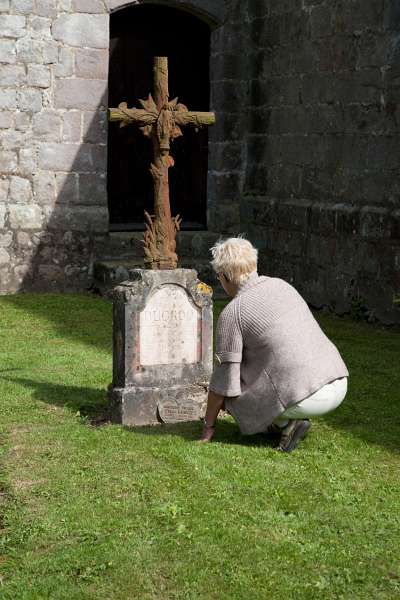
[139,285,200,365]
[158,402,200,423]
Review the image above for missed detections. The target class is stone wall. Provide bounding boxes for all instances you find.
[239,0,400,323]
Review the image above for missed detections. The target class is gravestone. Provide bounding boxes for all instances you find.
[109,268,213,426]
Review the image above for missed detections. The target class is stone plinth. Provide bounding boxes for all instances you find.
[109,269,213,426]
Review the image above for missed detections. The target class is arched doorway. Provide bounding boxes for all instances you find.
[107,4,211,231]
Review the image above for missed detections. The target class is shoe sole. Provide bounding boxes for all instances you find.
[277,420,311,453]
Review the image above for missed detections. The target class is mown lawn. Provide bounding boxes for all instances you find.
[0,294,399,600]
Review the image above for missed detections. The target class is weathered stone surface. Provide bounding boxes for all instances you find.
[15,112,30,131]
[0,15,26,38]
[16,37,42,63]
[82,110,106,143]
[36,0,56,17]
[0,0,10,11]
[0,40,16,63]
[54,47,73,77]
[62,111,81,142]
[0,232,13,247]
[72,0,105,12]
[0,204,6,228]
[33,171,55,203]
[79,173,106,205]
[0,111,13,129]
[9,204,43,229]
[0,65,25,86]
[30,16,51,37]
[0,248,10,265]
[0,90,17,110]
[0,151,18,173]
[9,176,32,203]
[75,48,108,79]
[52,14,109,49]
[55,79,107,110]
[18,148,37,175]
[17,89,43,113]
[27,64,51,88]
[56,172,78,203]
[109,269,213,426]
[42,40,58,63]
[32,110,61,140]
[11,0,34,13]
[39,143,105,172]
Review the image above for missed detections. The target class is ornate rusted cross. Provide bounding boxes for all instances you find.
[108,57,215,270]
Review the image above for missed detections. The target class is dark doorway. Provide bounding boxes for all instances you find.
[108,4,211,231]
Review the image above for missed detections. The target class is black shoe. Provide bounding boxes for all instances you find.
[277,419,311,453]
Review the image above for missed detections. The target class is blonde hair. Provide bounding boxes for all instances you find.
[210,236,258,285]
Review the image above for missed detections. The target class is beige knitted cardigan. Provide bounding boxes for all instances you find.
[209,272,349,434]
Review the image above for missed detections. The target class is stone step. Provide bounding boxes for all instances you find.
[92,257,225,298]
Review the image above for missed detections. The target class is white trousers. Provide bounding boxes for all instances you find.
[276,377,348,423]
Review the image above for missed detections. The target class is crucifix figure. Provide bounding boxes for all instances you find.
[108,56,216,270]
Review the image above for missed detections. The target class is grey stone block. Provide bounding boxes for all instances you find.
[15,112,30,131]
[0,0,10,10]
[62,111,82,142]
[0,40,16,63]
[52,14,109,49]
[39,143,100,172]
[56,172,78,203]
[75,48,108,79]
[0,111,13,128]
[0,150,17,173]
[0,248,10,265]
[54,47,74,77]
[9,204,43,229]
[0,232,12,247]
[82,110,107,144]
[17,89,43,113]
[18,147,37,176]
[42,40,58,64]
[72,0,105,12]
[79,173,106,205]
[30,16,51,37]
[0,178,9,202]
[55,78,107,110]
[0,65,25,85]
[0,204,6,228]
[33,171,56,203]
[11,0,34,12]
[27,64,51,88]
[32,110,61,140]
[0,90,16,110]
[35,0,56,17]
[9,176,32,203]
[16,38,42,63]
[0,15,26,38]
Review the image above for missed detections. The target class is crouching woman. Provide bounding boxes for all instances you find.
[200,237,349,452]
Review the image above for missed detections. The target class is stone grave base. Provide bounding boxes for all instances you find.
[109,383,208,427]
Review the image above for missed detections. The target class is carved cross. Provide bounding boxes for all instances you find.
[108,56,215,270]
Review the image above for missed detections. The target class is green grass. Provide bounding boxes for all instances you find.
[0,293,399,600]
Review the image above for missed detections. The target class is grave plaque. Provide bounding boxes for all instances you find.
[109,269,213,426]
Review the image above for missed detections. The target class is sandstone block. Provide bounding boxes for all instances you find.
[75,48,108,79]
[9,176,32,203]
[72,0,105,12]
[11,0,34,13]
[0,232,12,247]
[0,150,17,173]
[82,110,106,143]
[0,15,26,38]
[0,248,10,265]
[15,112,31,131]
[17,89,43,113]
[33,171,55,202]
[0,203,6,228]
[61,111,81,142]
[54,47,74,77]
[0,40,16,63]
[9,204,43,229]
[16,38,42,63]
[36,0,56,17]
[52,14,109,49]
[0,111,13,128]
[27,64,51,88]
[30,16,51,37]
[0,64,25,85]
[79,172,106,205]
[55,79,107,110]
[56,172,78,203]
[0,89,16,110]
[19,148,37,176]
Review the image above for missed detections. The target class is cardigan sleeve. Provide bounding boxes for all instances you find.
[209,300,243,397]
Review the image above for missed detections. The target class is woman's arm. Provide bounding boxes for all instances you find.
[199,390,225,442]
